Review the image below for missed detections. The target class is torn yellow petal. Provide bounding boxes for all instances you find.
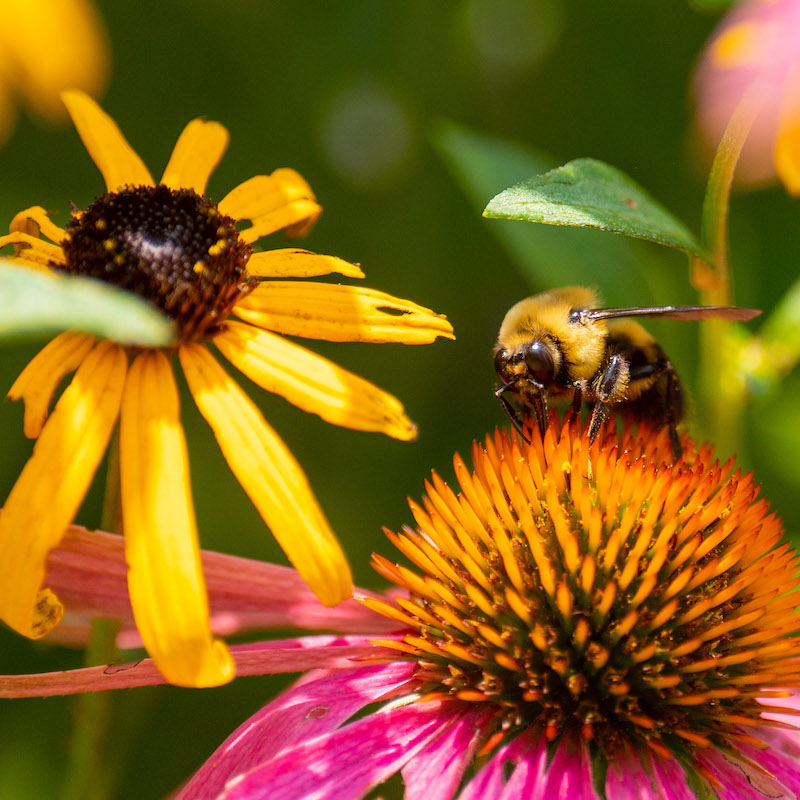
[179,343,352,606]
[775,68,800,196]
[246,249,365,279]
[0,340,126,639]
[218,170,322,242]
[8,331,95,438]
[61,90,154,192]
[10,207,68,245]
[120,349,233,688]
[0,232,66,266]
[234,282,455,344]
[215,321,417,440]
[160,118,229,195]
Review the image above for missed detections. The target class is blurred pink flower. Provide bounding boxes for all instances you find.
[694,0,800,192]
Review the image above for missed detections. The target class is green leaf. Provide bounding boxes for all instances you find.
[0,262,175,346]
[432,122,683,306]
[484,158,712,262]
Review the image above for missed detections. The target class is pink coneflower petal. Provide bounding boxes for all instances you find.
[177,661,417,799]
[0,635,397,698]
[42,527,398,647]
[218,702,459,800]
[401,707,489,800]
[605,746,696,800]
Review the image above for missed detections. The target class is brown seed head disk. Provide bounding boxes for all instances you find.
[59,184,254,340]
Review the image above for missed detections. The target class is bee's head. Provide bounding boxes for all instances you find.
[494,336,559,389]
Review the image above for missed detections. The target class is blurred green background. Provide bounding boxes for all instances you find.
[1,1,798,797]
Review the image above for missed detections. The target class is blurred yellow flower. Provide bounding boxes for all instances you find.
[0,91,453,688]
[0,0,109,143]
[694,0,800,193]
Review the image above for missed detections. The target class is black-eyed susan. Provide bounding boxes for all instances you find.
[0,91,453,688]
[0,0,109,144]
[9,415,800,798]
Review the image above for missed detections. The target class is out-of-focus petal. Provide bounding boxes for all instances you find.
[0,340,126,638]
[61,90,154,192]
[179,343,352,607]
[246,249,364,279]
[0,0,109,122]
[234,282,455,344]
[775,69,800,195]
[160,117,229,195]
[218,169,321,242]
[177,662,417,800]
[214,321,417,440]
[7,331,95,438]
[217,702,456,800]
[120,349,233,688]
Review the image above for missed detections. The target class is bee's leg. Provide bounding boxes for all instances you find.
[531,387,548,440]
[588,354,629,444]
[662,364,683,460]
[588,402,611,444]
[495,384,530,443]
[627,359,684,460]
[570,386,583,419]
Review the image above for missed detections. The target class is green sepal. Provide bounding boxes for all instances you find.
[483,158,712,263]
[0,262,175,345]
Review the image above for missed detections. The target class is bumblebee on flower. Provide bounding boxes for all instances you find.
[0,91,453,688]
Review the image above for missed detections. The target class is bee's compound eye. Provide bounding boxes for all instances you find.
[524,341,555,384]
[494,349,511,383]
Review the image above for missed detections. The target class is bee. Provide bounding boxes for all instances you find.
[493,287,761,457]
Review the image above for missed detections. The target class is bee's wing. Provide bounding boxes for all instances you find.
[579,305,761,323]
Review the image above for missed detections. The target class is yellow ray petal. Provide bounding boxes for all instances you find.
[775,69,800,196]
[10,207,68,245]
[160,118,229,195]
[0,340,126,639]
[178,343,352,607]
[61,90,154,192]
[0,232,66,266]
[8,332,95,438]
[246,248,365,279]
[234,282,455,344]
[218,170,322,242]
[215,321,416,440]
[120,349,233,688]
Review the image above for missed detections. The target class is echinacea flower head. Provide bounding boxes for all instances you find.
[176,415,800,799]
[0,0,109,144]
[0,91,453,688]
[694,0,800,193]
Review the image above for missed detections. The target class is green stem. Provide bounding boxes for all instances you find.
[695,87,762,457]
[61,429,122,800]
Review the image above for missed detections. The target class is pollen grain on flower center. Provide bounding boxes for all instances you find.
[364,415,800,769]
[59,184,254,340]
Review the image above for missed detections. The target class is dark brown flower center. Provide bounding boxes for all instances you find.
[58,184,255,340]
